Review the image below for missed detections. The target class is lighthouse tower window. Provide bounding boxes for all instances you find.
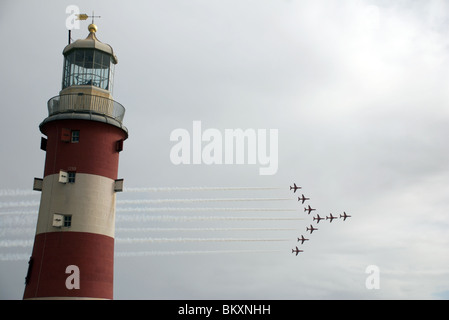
[71,130,80,143]
[63,215,72,227]
[68,172,76,183]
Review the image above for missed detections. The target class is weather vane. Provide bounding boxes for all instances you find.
[68,11,101,44]
[76,11,101,24]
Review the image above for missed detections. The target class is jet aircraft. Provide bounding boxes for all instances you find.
[297,235,309,244]
[290,183,301,193]
[326,213,338,222]
[306,224,318,234]
[340,212,351,221]
[304,205,316,214]
[297,194,310,204]
[313,214,324,223]
[292,246,304,256]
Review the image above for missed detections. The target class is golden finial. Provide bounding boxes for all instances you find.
[88,23,98,33]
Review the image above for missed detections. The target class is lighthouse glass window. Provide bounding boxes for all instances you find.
[62,49,114,92]
[63,215,72,228]
[68,172,76,183]
[71,130,80,143]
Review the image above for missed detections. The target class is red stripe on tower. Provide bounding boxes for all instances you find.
[23,23,127,300]
[41,119,125,180]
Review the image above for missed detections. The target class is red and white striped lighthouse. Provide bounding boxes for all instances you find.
[23,23,127,299]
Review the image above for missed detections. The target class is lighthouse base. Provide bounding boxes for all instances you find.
[23,231,114,300]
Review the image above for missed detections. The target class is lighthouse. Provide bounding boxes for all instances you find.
[23,23,127,299]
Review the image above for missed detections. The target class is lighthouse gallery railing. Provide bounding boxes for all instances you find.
[47,93,125,123]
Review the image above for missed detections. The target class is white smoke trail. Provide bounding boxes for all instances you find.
[0,186,282,196]
[116,237,291,244]
[0,253,30,261]
[115,249,284,257]
[123,186,282,193]
[0,237,290,247]
[0,239,33,248]
[0,189,36,197]
[0,198,291,208]
[0,186,282,197]
[117,198,292,205]
[0,210,36,216]
[116,207,296,213]
[0,215,37,228]
[116,215,304,222]
[0,250,284,261]
[0,201,39,209]
[0,228,34,237]
[0,250,286,261]
[1,213,303,229]
[116,227,296,233]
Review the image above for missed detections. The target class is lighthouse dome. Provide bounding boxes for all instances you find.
[63,24,118,64]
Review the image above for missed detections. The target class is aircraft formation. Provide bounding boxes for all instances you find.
[289,183,351,256]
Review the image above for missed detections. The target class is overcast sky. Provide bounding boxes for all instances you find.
[1,0,449,300]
